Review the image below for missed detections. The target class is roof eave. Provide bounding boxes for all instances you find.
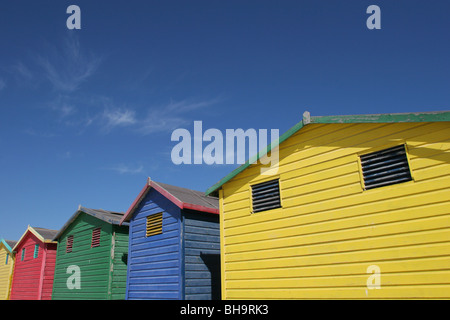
[120,178,219,225]
[150,181,219,214]
[0,239,14,253]
[119,178,152,225]
[54,206,127,240]
[12,226,45,251]
[205,110,450,196]
[311,110,450,124]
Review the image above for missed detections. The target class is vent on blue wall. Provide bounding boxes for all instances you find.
[251,179,281,213]
[146,213,163,237]
[360,144,412,190]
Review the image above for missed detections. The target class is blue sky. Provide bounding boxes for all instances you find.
[0,0,449,241]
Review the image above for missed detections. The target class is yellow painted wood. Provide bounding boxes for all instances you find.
[226,229,450,266]
[225,285,450,300]
[0,243,15,300]
[218,189,227,300]
[226,270,450,289]
[225,201,450,247]
[219,122,450,299]
[227,256,450,280]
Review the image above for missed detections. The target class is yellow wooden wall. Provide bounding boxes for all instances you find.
[220,121,450,299]
[0,244,15,300]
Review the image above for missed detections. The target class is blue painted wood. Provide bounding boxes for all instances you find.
[125,189,221,300]
[126,188,182,300]
[183,210,220,300]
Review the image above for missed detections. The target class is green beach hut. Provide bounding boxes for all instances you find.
[51,206,129,300]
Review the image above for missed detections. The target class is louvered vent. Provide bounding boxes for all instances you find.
[251,179,281,213]
[33,244,39,258]
[91,227,101,247]
[66,235,73,253]
[146,213,163,237]
[360,144,412,190]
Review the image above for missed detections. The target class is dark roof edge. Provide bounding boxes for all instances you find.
[0,239,15,253]
[53,205,127,241]
[119,178,220,225]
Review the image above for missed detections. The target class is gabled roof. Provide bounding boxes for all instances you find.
[12,226,58,251]
[119,178,220,225]
[205,110,450,196]
[53,205,127,241]
[0,239,16,253]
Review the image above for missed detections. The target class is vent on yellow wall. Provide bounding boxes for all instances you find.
[360,144,412,190]
[251,179,281,213]
[146,213,163,237]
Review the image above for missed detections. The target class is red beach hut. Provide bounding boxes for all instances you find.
[9,226,58,300]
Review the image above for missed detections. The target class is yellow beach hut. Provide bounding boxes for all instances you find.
[0,239,16,300]
[206,110,450,299]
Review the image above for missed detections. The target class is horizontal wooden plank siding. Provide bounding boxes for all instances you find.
[220,122,450,299]
[42,243,57,300]
[10,234,45,300]
[183,210,220,300]
[126,189,182,300]
[0,245,14,300]
[52,214,113,300]
[110,226,129,300]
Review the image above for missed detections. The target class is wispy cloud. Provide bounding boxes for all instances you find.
[106,164,144,175]
[12,62,33,81]
[23,128,57,138]
[7,62,35,89]
[27,92,220,137]
[48,95,77,119]
[85,96,221,135]
[101,108,137,131]
[58,151,72,159]
[37,35,102,92]
[11,34,220,138]
[138,98,221,135]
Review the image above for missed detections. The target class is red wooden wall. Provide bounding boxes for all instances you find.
[9,232,57,300]
[42,243,57,300]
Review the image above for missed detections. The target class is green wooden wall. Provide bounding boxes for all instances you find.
[52,213,128,300]
[110,225,129,299]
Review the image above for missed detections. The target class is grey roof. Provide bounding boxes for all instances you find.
[81,207,126,225]
[120,179,220,224]
[53,206,127,240]
[154,181,219,209]
[33,227,59,241]
[5,240,17,248]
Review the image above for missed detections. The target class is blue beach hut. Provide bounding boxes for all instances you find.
[120,178,220,300]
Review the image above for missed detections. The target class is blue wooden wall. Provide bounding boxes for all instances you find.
[126,188,221,300]
[126,189,182,300]
[183,210,220,300]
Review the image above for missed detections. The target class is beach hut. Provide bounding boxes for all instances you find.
[9,226,58,300]
[120,178,220,300]
[206,110,450,299]
[0,239,16,300]
[51,206,129,300]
